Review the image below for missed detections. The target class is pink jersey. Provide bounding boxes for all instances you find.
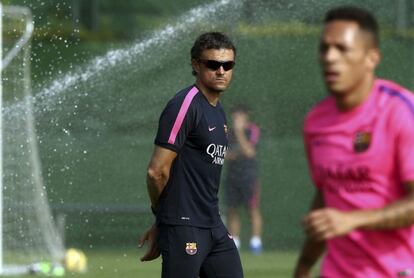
[304,79,414,278]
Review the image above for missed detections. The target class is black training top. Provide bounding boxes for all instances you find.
[154,84,228,227]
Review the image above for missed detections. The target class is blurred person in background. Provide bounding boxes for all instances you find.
[294,5,414,278]
[139,32,243,278]
[225,104,263,255]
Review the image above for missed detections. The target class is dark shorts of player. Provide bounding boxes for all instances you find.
[225,174,260,209]
[157,221,243,278]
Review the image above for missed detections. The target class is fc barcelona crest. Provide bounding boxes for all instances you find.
[185,242,197,255]
[353,131,371,153]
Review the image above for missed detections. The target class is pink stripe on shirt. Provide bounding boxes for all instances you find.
[168,86,199,144]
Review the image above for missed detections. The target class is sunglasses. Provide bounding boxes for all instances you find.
[198,59,235,71]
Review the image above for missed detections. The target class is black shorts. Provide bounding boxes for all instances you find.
[226,175,260,209]
[157,222,243,278]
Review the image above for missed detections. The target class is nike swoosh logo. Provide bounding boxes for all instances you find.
[208,126,216,131]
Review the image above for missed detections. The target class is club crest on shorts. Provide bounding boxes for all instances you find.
[185,242,197,255]
[353,131,371,153]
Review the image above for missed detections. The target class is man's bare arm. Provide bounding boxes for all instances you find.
[305,182,414,241]
[234,128,256,158]
[294,190,326,278]
[146,146,177,208]
[355,181,414,230]
[139,146,176,262]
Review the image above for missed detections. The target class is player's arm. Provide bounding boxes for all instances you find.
[139,145,176,262]
[225,148,238,160]
[232,112,257,158]
[146,145,177,209]
[351,181,414,230]
[304,182,414,241]
[294,190,326,278]
[234,128,256,158]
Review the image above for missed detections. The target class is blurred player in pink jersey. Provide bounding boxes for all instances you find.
[225,104,263,254]
[294,6,414,278]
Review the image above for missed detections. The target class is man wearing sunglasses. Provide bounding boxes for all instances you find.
[139,32,243,278]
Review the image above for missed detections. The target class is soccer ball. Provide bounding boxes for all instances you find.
[64,248,87,273]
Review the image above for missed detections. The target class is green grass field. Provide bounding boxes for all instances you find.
[7,249,320,278]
